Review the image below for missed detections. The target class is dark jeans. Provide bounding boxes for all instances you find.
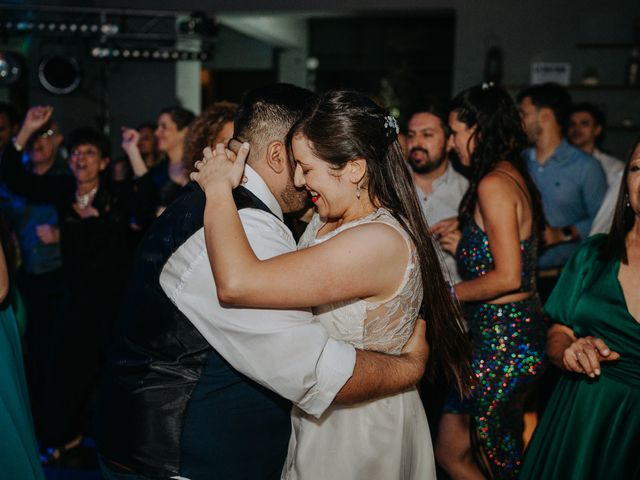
[18,267,69,445]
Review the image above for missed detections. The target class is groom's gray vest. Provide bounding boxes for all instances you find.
[96,183,291,480]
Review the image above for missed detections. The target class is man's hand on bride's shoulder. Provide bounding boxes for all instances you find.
[191,142,250,196]
[401,317,429,381]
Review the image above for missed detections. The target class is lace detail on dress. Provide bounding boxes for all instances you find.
[298,208,422,354]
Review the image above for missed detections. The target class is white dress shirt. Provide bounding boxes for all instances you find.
[414,163,468,284]
[593,148,624,188]
[159,165,356,418]
[589,169,622,236]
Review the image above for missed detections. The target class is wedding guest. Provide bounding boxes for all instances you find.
[436,84,547,479]
[517,83,607,301]
[182,101,237,172]
[568,102,623,187]
[1,106,135,463]
[0,223,44,480]
[124,106,195,223]
[520,137,640,479]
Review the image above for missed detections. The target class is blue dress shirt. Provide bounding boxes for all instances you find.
[525,139,607,269]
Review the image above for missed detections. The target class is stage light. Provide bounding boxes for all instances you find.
[69,24,78,32]
[0,53,23,86]
[80,24,88,32]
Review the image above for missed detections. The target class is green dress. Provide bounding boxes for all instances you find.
[0,303,44,480]
[519,235,640,479]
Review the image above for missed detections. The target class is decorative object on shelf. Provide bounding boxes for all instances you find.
[580,67,600,86]
[627,48,640,86]
[531,62,571,86]
[484,46,503,84]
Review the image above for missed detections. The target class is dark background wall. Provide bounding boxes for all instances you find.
[1,0,639,157]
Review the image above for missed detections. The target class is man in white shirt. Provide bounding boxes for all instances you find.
[569,102,624,187]
[97,84,428,480]
[406,104,468,284]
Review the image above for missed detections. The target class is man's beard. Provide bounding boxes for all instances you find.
[280,180,308,213]
[408,147,446,174]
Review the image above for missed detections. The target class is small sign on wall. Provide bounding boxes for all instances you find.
[530,62,571,85]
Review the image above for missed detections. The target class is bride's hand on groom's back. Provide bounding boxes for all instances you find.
[401,318,429,381]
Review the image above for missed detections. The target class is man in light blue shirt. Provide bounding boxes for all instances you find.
[518,83,607,300]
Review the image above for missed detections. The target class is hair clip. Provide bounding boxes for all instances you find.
[384,115,400,135]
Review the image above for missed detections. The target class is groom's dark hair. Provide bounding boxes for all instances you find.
[234,83,317,164]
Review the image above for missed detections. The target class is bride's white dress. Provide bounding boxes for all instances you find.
[281,208,436,480]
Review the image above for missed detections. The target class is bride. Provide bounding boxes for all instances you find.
[192,90,472,479]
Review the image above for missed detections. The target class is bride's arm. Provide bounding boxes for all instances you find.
[193,144,407,309]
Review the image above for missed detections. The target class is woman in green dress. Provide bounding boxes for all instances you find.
[0,227,44,479]
[519,138,640,479]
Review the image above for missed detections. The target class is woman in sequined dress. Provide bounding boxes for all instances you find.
[435,84,547,479]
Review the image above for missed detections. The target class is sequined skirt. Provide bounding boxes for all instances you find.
[444,296,547,413]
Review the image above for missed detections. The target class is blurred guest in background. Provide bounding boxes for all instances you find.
[183,101,237,172]
[517,83,607,301]
[569,102,623,187]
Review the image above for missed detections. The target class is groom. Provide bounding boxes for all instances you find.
[96,84,428,480]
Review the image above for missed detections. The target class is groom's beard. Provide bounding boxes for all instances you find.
[281,181,308,213]
[408,146,446,174]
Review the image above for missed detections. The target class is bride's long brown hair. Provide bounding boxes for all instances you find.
[287,90,473,395]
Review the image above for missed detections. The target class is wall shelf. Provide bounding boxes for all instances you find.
[503,84,640,91]
[576,43,636,49]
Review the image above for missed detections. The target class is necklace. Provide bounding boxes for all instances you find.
[75,186,98,209]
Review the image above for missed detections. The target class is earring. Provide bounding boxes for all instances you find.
[625,193,631,208]
[356,182,361,200]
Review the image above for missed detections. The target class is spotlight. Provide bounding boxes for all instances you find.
[69,24,78,32]
[48,23,56,31]
[80,24,88,32]
[132,50,140,58]
[122,50,131,58]
[141,50,150,58]
[37,23,46,30]
[0,52,23,86]
[90,24,99,33]
[152,51,160,59]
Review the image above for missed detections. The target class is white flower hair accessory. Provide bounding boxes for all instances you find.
[384,114,400,135]
[481,81,495,90]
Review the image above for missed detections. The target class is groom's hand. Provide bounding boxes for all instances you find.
[333,318,430,405]
[402,318,429,376]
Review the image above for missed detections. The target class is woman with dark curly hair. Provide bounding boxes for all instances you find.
[435,84,547,479]
[182,101,237,173]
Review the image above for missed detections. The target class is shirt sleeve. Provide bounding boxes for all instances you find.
[575,159,608,239]
[160,208,356,418]
[544,235,603,328]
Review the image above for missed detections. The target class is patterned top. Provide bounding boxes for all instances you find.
[456,219,538,293]
[299,208,422,354]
